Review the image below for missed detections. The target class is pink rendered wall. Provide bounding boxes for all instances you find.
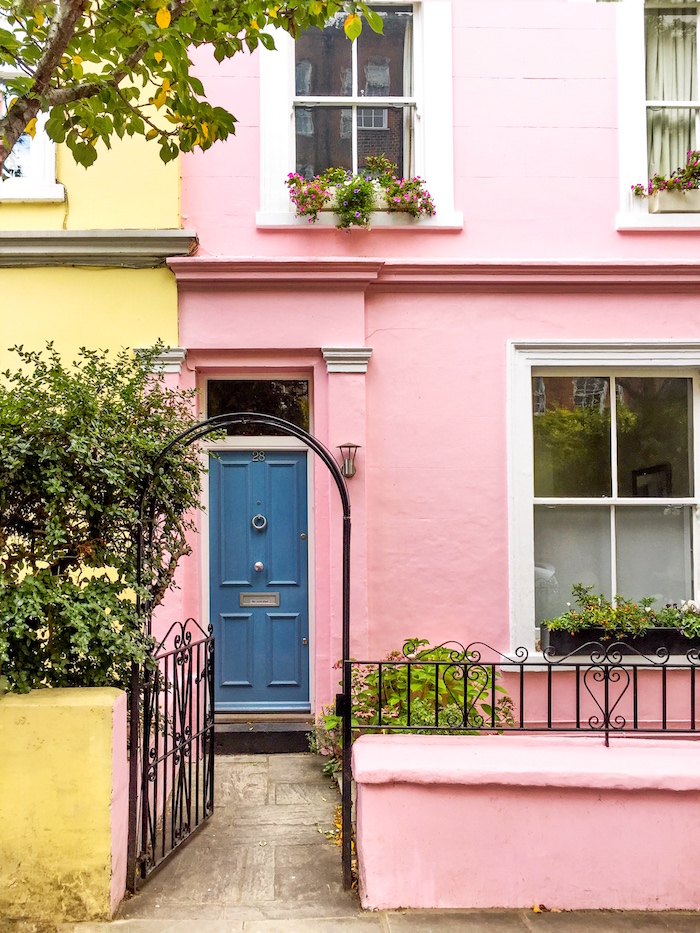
[353,734,700,910]
[181,0,700,261]
[110,692,128,916]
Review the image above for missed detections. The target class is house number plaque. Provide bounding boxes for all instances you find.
[240,592,280,608]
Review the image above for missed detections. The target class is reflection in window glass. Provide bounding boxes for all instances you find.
[207,381,310,436]
[616,377,692,498]
[296,106,353,177]
[534,505,612,626]
[295,14,351,96]
[357,7,413,97]
[616,506,693,605]
[533,376,612,498]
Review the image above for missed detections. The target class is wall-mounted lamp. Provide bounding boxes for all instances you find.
[337,443,360,479]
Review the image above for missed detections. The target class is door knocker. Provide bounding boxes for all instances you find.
[252,513,268,532]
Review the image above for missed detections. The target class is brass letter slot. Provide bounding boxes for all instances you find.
[240,592,280,608]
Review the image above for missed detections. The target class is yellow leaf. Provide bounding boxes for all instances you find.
[250,18,259,29]
[532,905,542,914]
[33,9,44,26]
[268,5,278,18]
[154,50,164,63]
[200,122,209,139]
[156,7,171,29]
[24,118,37,139]
[162,77,171,93]
[310,0,322,12]
[153,89,167,109]
[145,128,159,140]
[72,55,82,65]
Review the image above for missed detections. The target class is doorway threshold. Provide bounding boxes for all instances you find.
[215,713,313,755]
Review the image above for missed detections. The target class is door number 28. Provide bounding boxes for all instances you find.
[252,451,266,461]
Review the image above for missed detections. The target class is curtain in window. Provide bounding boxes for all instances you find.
[646,10,698,177]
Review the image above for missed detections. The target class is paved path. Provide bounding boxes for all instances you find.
[6,753,700,933]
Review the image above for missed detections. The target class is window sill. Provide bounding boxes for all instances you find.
[616,211,700,231]
[0,182,66,203]
[256,210,464,231]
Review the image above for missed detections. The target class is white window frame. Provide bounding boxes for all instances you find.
[616,0,700,229]
[0,68,64,202]
[257,0,462,229]
[508,341,700,652]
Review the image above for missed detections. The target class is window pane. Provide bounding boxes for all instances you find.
[358,106,410,175]
[533,376,612,498]
[616,506,693,604]
[295,107,352,177]
[0,88,31,178]
[295,14,351,96]
[207,381,310,436]
[357,6,413,97]
[534,506,612,626]
[617,377,692,498]
[646,8,698,176]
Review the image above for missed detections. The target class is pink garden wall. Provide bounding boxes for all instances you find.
[174,0,700,711]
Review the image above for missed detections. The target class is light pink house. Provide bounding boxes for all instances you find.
[162,0,700,909]
[168,0,700,712]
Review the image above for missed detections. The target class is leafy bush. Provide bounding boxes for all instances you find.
[0,344,202,692]
[542,583,700,639]
[309,639,515,771]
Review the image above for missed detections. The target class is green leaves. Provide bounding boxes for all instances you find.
[0,0,386,174]
[0,344,203,693]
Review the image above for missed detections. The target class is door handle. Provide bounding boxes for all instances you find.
[254,561,264,572]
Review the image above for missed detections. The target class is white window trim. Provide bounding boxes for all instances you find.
[615,0,700,230]
[508,340,700,652]
[257,1,462,229]
[0,108,64,202]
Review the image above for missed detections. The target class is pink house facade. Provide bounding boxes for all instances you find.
[166,0,700,717]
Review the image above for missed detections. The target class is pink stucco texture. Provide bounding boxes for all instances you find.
[353,734,700,911]
[110,692,128,915]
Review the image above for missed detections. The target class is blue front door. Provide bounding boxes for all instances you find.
[209,449,310,711]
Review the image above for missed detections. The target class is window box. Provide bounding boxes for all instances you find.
[542,626,700,658]
[648,190,700,214]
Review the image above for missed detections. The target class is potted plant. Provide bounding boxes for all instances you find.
[285,154,436,230]
[632,150,700,213]
[541,584,700,656]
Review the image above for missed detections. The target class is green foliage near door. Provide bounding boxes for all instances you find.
[0,344,201,693]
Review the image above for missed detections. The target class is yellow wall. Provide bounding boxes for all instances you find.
[0,134,180,231]
[0,267,178,367]
[0,688,124,921]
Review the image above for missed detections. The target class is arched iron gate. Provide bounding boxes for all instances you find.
[127,413,354,890]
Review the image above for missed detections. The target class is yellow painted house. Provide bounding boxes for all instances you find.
[0,127,195,365]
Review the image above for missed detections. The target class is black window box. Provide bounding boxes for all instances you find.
[541,627,700,658]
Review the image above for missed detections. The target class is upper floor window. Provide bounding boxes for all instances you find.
[0,67,63,202]
[617,0,700,227]
[257,1,462,229]
[645,1,700,179]
[293,6,414,179]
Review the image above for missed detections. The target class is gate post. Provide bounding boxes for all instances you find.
[126,661,141,893]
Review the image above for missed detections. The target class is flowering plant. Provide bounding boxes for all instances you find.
[366,155,436,218]
[632,149,700,197]
[308,638,514,773]
[542,583,700,639]
[286,153,436,230]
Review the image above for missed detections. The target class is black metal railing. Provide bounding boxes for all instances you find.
[345,640,700,742]
[128,618,215,889]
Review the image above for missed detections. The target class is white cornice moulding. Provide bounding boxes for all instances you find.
[137,347,188,374]
[0,229,198,268]
[322,347,373,374]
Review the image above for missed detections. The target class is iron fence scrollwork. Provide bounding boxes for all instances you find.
[128,618,215,889]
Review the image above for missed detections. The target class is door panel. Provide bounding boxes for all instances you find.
[210,450,310,711]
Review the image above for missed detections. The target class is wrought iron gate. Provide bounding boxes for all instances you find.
[128,618,215,888]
